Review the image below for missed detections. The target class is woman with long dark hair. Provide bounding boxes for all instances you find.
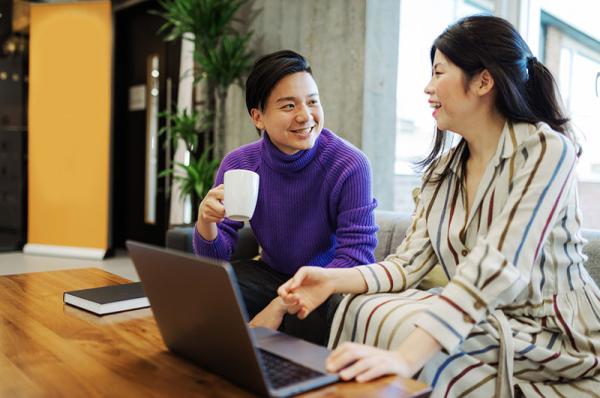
[278,15,598,396]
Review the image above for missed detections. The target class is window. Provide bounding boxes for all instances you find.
[394,0,493,212]
[541,7,600,228]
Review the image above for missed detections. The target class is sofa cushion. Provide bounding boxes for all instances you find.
[373,211,412,262]
[165,224,258,262]
[582,229,600,286]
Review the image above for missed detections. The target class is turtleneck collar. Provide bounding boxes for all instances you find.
[261,129,325,173]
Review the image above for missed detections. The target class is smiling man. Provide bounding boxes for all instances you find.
[193,50,378,345]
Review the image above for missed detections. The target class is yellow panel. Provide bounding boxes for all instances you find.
[28,1,111,249]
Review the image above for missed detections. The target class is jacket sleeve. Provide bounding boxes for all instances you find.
[353,182,439,291]
[192,156,244,261]
[325,153,378,268]
[413,131,578,353]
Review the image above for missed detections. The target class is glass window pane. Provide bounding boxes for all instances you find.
[543,11,600,228]
[394,0,493,212]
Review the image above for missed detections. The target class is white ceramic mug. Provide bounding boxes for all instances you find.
[223,169,259,222]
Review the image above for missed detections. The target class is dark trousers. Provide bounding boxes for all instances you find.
[231,259,341,346]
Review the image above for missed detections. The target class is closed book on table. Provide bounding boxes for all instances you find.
[63,282,149,315]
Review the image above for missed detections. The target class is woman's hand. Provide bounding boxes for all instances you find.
[196,184,225,240]
[326,327,442,382]
[278,266,336,320]
[249,297,292,330]
[326,343,412,382]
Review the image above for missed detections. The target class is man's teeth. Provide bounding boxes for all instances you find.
[430,103,441,109]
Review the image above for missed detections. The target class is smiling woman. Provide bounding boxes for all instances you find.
[278,16,600,397]
[249,71,324,155]
[191,50,378,346]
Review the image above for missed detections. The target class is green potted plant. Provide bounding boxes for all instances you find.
[158,108,219,205]
[156,0,254,157]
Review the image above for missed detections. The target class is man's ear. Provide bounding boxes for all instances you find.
[475,69,495,96]
[250,108,265,131]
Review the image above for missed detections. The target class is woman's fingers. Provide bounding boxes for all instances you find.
[199,191,226,223]
[327,343,410,382]
[288,267,308,291]
[203,200,225,221]
[283,297,302,315]
[338,357,374,381]
[205,197,225,214]
[277,282,297,303]
[211,184,224,199]
[286,304,300,315]
[277,279,292,297]
[326,343,363,372]
[355,364,388,383]
[278,268,309,300]
[297,305,312,320]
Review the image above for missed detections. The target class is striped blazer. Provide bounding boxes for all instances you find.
[330,122,600,396]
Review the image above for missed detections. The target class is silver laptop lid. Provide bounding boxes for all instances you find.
[126,240,270,397]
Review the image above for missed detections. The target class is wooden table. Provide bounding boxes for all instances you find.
[0,268,431,397]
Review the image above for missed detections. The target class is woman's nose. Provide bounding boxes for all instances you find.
[295,104,310,122]
[424,79,434,95]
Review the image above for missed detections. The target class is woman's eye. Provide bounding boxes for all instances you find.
[309,100,319,105]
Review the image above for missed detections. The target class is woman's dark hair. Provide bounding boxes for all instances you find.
[418,15,578,182]
[245,49,313,114]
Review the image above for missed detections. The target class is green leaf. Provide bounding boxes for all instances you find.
[153,0,253,203]
[162,147,219,201]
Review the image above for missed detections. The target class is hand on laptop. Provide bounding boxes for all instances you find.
[326,327,442,382]
[325,342,412,382]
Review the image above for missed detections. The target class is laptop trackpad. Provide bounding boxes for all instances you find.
[252,328,331,373]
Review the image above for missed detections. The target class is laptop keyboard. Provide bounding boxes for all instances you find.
[258,349,324,389]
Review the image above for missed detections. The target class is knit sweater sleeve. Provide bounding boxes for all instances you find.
[326,151,378,268]
[192,152,244,260]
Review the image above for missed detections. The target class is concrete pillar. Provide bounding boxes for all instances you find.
[361,0,400,209]
[224,0,400,209]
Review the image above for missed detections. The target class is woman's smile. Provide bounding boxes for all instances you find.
[290,125,315,137]
[251,71,324,155]
[429,100,441,117]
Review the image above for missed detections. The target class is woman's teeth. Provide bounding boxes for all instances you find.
[292,126,313,134]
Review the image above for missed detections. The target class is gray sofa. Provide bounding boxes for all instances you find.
[166,210,600,285]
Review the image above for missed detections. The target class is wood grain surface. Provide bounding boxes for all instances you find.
[0,268,430,397]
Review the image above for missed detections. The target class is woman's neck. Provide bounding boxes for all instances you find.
[462,107,506,166]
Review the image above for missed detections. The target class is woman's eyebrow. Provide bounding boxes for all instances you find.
[275,96,296,103]
[275,93,319,103]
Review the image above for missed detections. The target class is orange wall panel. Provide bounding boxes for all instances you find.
[28,1,112,250]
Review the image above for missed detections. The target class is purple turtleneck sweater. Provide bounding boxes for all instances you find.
[193,128,378,275]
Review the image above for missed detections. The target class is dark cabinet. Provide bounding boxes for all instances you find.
[0,52,27,250]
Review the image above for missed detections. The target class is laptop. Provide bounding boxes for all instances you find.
[126,240,339,398]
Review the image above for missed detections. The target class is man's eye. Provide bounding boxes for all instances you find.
[282,104,294,110]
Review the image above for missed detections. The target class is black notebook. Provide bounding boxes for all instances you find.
[63,282,150,315]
